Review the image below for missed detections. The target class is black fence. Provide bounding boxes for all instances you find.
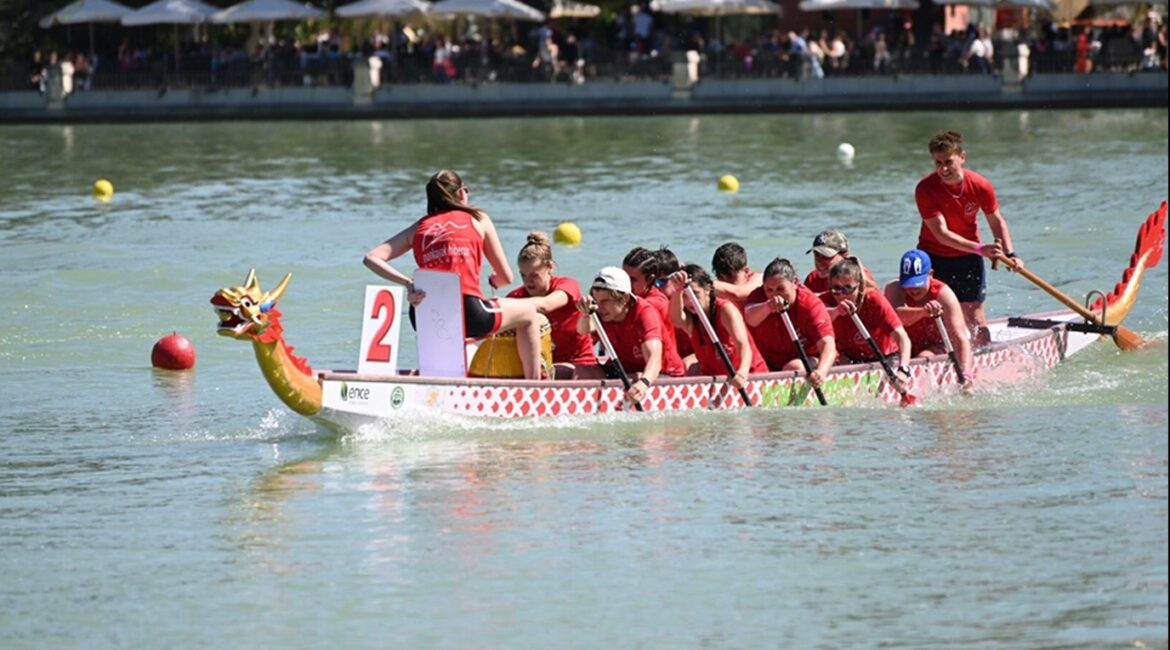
[1,40,1163,93]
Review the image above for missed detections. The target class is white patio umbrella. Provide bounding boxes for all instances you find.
[652,0,779,15]
[799,0,918,10]
[799,0,918,40]
[1088,0,1165,5]
[653,0,779,73]
[429,0,545,21]
[337,0,431,17]
[211,0,326,23]
[122,0,218,72]
[930,0,1053,7]
[40,0,132,55]
[549,0,601,18]
[122,0,218,24]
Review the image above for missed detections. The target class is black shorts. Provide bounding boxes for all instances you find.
[409,295,504,339]
[928,253,986,304]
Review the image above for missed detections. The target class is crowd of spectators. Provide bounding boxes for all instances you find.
[6,3,1167,93]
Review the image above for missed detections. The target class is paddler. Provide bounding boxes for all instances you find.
[664,264,767,390]
[915,129,1024,345]
[743,258,837,386]
[574,267,686,403]
[820,257,913,391]
[803,229,875,293]
[363,170,546,380]
[622,246,686,374]
[507,231,597,379]
[710,241,763,306]
[884,249,973,376]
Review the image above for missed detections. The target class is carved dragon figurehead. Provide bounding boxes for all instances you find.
[212,269,291,340]
[211,270,321,416]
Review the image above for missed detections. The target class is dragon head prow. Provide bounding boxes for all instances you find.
[211,269,292,340]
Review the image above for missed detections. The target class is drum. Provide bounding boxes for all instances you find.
[468,314,554,378]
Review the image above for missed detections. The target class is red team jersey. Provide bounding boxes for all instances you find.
[915,169,999,258]
[901,278,947,353]
[746,284,835,370]
[820,288,902,362]
[688,298,769,376]
[507,276,597,365]
[600,297,686,377]
[412,210,486,297]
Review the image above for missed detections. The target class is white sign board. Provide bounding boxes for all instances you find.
[412,270,466,378]
[358,285,405,376]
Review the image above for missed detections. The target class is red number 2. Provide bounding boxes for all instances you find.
[366,289,396,363]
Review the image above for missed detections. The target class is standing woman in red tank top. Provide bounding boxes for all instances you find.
[363,170,545,380]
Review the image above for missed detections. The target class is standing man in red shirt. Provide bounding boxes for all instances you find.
[915,130,1024,345]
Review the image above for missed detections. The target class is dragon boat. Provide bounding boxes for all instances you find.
[212,204,1165,433]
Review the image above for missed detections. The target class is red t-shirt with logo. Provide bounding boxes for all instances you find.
[507,276,597,365]
[746,284,834,371]
[688,298,769,376]
[638,287,685,373]
[901,277,947,352]
[412,210,485,297]
[601,297,686,377]
[915,169,999,258]
[821,288,902,362]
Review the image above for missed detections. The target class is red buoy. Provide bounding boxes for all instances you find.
[152,332,196,370]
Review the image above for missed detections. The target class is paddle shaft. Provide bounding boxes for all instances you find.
[684,287,753,407]
[589,311,644,412]
[994,254,1144,350]
[778,309,828,406]
[849,311,914,404]
[933,315,967,385]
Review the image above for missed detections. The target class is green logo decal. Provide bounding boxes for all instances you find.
[390,387,405,409]
[340,382,348,401]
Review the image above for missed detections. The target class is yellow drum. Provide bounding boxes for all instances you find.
[468,314,554,378]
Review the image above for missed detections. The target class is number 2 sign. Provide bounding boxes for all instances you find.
[358,285,404,375]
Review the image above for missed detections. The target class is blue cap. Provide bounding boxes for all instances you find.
[899,249,932,288]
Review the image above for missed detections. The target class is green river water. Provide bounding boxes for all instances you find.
[0,109,1166,648]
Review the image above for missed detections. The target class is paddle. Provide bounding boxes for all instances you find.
[589,310,644,412]
[993,254,1145,351]
[933,315,967,386]
[778,309,828,406]
[848,311,916,407]
[683,286,753,407]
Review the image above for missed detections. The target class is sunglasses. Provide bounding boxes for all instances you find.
[830,284,858,295]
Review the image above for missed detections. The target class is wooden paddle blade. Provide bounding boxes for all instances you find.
[1114,325,1146,351]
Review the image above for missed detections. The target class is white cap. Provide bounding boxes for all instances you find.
[591,266,632,295]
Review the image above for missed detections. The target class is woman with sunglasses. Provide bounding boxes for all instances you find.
[363,170,546,380]
[820,257,913,389]
[622,246,686,374]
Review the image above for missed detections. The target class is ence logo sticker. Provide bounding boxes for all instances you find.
[390,387,405,409]
[340,382,371,403]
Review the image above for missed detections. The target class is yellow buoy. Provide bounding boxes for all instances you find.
[93,179,114,203]
[553,221,582,245]
[717,175,739,193]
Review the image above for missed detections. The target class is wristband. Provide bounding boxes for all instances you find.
[1005,251,1017,259]
[975,243,985,255]
[637,377,651,388]
[897,365,911,376]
